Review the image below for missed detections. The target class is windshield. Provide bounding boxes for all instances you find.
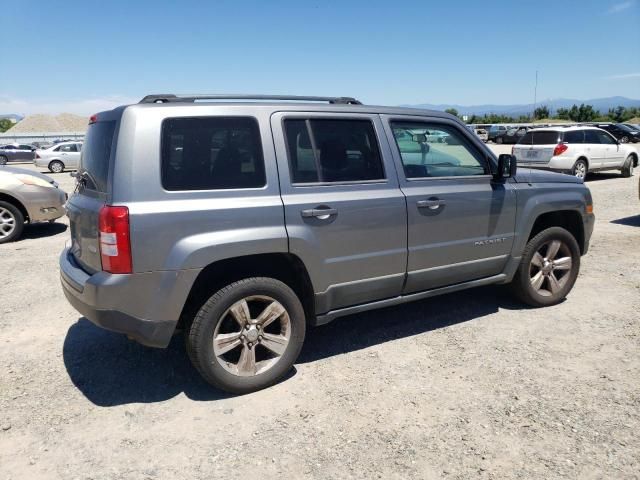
[617,124,635,132]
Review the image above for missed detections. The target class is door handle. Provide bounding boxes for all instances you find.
[417,199,445,210]
[301,207,338,218]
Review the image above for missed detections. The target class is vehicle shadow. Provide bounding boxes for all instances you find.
[21,222,67,239]
[63,319,234,406]
[299,285,522,363]
[63,285,523,405]
[611,215,640,227]
[584,173,621,182]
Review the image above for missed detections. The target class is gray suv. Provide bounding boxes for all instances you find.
[60,94,595,393]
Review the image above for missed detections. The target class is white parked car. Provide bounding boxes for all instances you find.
[34,141,82,173]
[512,126,638,179]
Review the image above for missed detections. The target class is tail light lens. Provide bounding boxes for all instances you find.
[98,205,132,274]
[553,143,568,156]
[35,153,40,159]
[511,146,515,155]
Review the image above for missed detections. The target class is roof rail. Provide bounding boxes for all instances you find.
[138,94,362,105]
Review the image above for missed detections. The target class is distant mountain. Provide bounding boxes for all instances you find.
[404,96,640,116]
[0,114,23,122]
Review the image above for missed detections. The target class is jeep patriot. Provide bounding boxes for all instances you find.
[60,94,595,393]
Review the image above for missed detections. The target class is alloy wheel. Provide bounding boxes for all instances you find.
[213,295,291,377]
[529,240,573,297]
[0,207,16,239]
[574,162,586,179]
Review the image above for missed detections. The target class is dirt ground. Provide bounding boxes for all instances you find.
[1,147,639,480]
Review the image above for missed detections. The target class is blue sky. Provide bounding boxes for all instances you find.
[2,0,639,114]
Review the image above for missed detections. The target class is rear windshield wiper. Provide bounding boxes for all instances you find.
[75,170,98,192]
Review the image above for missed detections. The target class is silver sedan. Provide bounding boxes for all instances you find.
[34,141,82,173]
[0,166,67,243]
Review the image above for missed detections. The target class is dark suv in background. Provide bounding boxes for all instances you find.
[590,123,640,143]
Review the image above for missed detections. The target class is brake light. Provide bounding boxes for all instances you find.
[511,146,514,155]
[99,205,132,274]
[553,143,568,156]
[89,114,98,124]
[35,153,40,159]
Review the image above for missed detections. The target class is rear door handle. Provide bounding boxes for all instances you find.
[301,207,338,218]
[417,199,446,210]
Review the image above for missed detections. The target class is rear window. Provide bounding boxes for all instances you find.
[80,121,115,192]
[518,130,560,145]
[161,117,265,191]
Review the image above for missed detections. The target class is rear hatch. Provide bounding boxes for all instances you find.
[512,130,561,164]
[65,116,118,274]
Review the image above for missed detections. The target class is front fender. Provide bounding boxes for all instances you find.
[512,183,592,256]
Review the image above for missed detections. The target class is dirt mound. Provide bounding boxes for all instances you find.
[6,113,87,133]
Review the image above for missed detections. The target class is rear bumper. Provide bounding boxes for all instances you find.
[59,248,199,348]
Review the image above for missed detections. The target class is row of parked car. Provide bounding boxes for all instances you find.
[487,122,640,145]
[0,141,83,172]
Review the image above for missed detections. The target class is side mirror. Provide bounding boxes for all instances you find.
[495,154,517,180]
[412,133,427,143]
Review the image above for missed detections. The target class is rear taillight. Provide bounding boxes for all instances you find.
[511,146,514,155]
[35,153,40,159]
[553,143,568,156]
[98,205,132,274]
[89,114,98,124]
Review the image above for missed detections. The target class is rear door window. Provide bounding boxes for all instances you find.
[161,117,265,191]
[584,130,600,144]
[284,119,384,184]
[80,121,116,192]
[563,131,584,144]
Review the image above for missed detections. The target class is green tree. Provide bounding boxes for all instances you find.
[0,119,13,133]
[534,105,550,120]
[444,108,459,117]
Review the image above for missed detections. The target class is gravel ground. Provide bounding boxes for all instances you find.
[1,147,639,480]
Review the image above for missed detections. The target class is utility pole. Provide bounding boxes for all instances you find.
[532,70,538,122]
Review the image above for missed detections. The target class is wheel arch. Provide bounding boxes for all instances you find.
[177,252,316,331]
[0,192,29,222]
[527,210,585,254]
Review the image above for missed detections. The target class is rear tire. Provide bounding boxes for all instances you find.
[0,201,25,244]
[572,159,588,179]
[511,227,581,307]
[620,136,629,143]
[186,277,306,394]
[621,155,634,177]
[0,155,7,165]
[48,160,64,173]
[496,136,503,144]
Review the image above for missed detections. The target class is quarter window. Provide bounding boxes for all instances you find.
[390,122,488,178]
[284,119,384,183]
[161,117,265,191]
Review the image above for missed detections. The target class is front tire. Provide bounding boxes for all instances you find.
[620,136,629,143]
[48,160,64,173]
[621,155,635,178]
[0,201,25,244]
[511,227,581,307]
[186,277,306,394]
[572,159,588,179]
